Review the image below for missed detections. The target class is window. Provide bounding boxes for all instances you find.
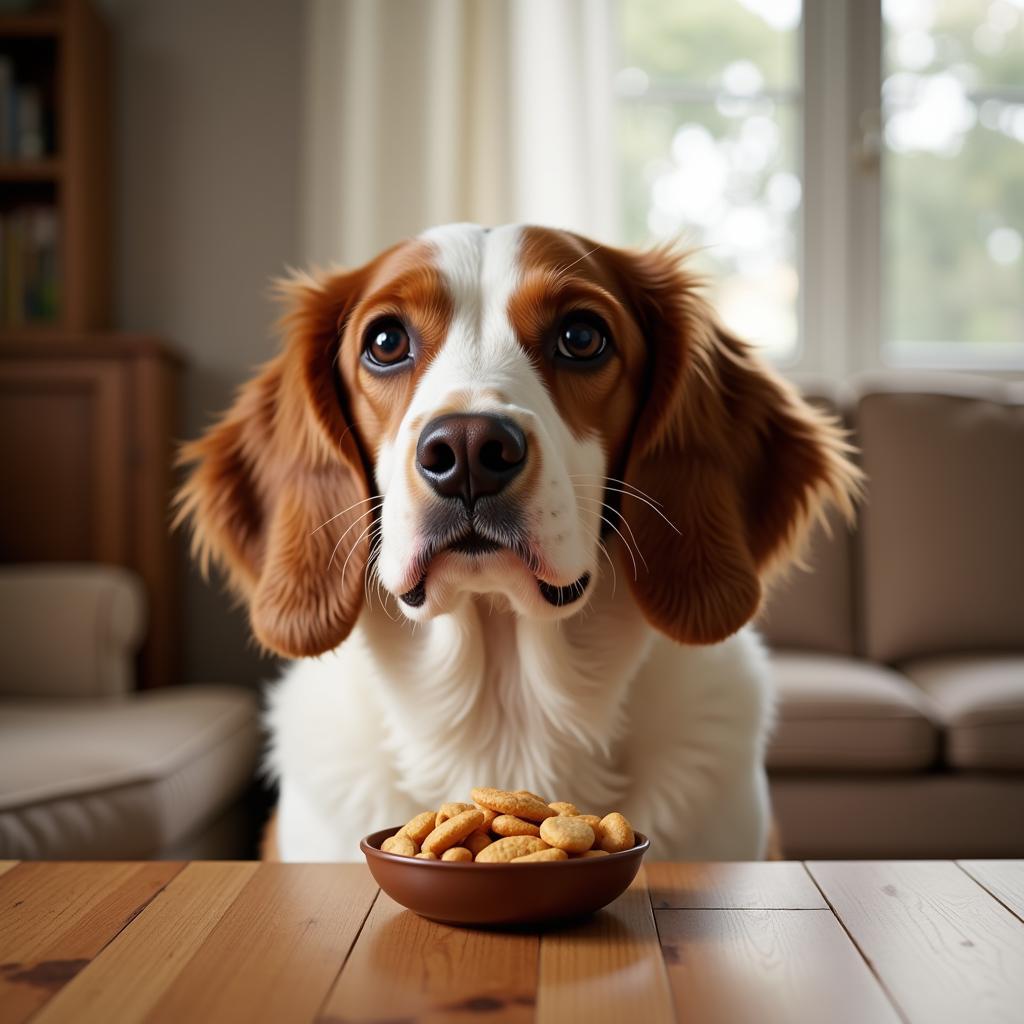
[613,0,1024,372]
[615,0,803,361]
[882,0,1024,365]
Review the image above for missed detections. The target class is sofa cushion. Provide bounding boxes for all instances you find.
[0,686,260,859]
[902,655,1024,772]
[0,564,146,698]
[857,379,1024,663]
[757,389,857,656]
[768,653,939,771]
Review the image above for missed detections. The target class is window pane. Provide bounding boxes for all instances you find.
[885,0,1024,89]
[883,0,1024,350]
[620,0,800,89]
[615,1,802,358]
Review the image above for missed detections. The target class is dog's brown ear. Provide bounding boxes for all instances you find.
[175,269,373,658]
[618,247,861,645]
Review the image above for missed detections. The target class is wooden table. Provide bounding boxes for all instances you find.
[1,860,1022,1024]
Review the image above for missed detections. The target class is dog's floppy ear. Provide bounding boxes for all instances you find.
[175,268,373,658]
[617,247,861,645]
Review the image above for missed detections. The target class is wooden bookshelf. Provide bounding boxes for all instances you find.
[0,0,111,334]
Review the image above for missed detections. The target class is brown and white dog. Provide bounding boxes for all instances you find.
[177,223,859,861]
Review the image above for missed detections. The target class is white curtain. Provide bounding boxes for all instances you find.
[301,0,616,266]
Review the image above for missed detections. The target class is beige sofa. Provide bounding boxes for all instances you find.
[0,565,260,859]
[761,374,1024,858]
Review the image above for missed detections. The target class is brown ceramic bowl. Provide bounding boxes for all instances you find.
[361,826,650,927]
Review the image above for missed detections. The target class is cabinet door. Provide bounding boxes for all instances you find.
[0,359,129,564]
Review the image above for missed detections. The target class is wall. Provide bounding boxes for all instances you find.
[108,0,307,687]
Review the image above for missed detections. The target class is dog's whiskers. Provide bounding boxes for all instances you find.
[311,495,382,536]
[325,505,381,572]
[595,537,617,598]
[570,477,681,535]
[339,519,379,590]
[574,494,649,575]
[568,473,657,504]
[363,531,383,611]
[577,507,640,582]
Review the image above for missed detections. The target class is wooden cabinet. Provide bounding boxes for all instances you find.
[0,334,183,689]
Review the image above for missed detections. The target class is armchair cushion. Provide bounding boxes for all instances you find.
[0,685,260,859]
[0,564,146,698]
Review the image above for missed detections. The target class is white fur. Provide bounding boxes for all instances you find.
[264,223,775,861]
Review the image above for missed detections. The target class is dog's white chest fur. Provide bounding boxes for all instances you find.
[265,572,774,861]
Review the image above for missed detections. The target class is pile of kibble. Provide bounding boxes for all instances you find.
[380,786,636,863]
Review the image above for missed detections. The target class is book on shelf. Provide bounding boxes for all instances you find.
[0,54,53,162]
[0,205,59,327]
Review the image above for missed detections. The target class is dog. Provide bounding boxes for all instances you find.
[176,223,859,861]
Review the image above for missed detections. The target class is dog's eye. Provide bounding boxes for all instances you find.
[556,317,608,361]
[364,320,411,367]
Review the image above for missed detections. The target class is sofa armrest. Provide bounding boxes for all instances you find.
[0,564,147,698]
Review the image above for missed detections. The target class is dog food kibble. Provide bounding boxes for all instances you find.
[473,804,498,829]
[464,830,492,856]
[398,811,436,844]
[435,802,474,827]
[548,801,579,816]
[421,808,486,855]
[381,833,418,857]
[475,836,549,862]
[512,847,568,863]
[598,812,635,853]
[471,787,556,823]
[381,788,638,864]
[491,814,541,838]
[539,815,596,853]
[441,846,474,862]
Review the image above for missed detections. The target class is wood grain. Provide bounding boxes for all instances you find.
[0,861,183,1024]
[0,864,16,880]
[959,860,1024,923]
[808,860,1024,1024]
[144,864,377,1024]
[536,867,674,1024]
[32,862,259,1023]
[647,861,826,909]
[319,890,538,1023]
[657,907,900,1024]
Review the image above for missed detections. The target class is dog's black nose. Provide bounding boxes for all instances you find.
[416,413,527,506]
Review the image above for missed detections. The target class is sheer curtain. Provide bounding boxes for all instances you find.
[301,0,615,266]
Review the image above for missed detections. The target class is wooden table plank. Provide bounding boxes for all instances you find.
[32,861,260,1023]
[0,861,184,1024]
[959,860,1024,923]
[319,890,538,1023]
[536,867,675,1024]
[656,907,901,1024]
[0,864,17,880]
[808,860,1024,1024]
[144,863,378,1024]
[647,862,826,909]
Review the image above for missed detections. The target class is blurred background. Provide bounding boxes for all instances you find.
[0,0,1021,861]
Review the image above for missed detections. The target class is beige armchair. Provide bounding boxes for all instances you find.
[0,565,261,859]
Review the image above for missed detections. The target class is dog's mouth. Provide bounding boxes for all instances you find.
[398,528,591,609]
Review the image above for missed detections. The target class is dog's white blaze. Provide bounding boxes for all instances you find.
[376,223,605,614]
